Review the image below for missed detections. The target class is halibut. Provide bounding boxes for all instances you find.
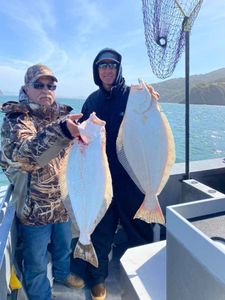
[117,79,175,224]
[66,112,113,267]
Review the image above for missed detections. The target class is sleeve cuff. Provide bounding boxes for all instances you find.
[59,120,74,140]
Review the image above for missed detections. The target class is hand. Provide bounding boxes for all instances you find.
[146,83,160,100]
[66,114,83,138]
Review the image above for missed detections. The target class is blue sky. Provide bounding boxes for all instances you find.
[0,0,224,98]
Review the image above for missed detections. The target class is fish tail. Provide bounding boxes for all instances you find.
[134,201,165,225]
[74,240,99,268]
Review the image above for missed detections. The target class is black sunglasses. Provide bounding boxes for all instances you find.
[98,63,118,70]
[32,82,57,91]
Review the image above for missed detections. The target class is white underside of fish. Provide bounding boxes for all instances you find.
[66,112,113,267]
[117,79,175,224]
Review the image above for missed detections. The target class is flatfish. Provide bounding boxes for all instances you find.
[117,79,175,224]
[66,112,113,267]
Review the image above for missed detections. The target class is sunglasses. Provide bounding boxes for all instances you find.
[32,82,57,91]
[98,63,118,70]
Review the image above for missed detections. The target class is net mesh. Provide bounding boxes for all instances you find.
[142,0,203,79]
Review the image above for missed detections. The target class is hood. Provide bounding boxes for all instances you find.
[93,48,124,89]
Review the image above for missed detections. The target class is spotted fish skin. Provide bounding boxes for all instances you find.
[117,79,175,224]
[74,241,98,268]
[66,112,113,267]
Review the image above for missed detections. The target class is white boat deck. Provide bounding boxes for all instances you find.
[51,241,167,300]
[52,257,123,300]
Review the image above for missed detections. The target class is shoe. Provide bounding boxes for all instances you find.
[91,283,106,300]
[63,273,85,289]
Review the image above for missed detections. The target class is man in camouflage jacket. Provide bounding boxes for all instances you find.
[0,64,85,300]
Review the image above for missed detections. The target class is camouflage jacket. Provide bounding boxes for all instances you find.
[0,101,73,226]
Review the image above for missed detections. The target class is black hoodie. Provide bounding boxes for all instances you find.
[81,48,130,178]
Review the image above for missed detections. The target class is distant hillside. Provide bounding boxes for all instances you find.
[152,68,225,105]
[0,90,3,96]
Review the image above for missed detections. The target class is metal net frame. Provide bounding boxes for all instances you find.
[142,0,203,79]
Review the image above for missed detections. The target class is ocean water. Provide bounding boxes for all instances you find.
[0,95,225,186]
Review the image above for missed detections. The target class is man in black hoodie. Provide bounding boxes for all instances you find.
[71,48,159,300]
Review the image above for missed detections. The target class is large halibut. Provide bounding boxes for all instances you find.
[66,112,113,267]
[117,79,175,224]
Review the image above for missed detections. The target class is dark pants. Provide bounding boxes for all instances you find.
[71,173,154,287]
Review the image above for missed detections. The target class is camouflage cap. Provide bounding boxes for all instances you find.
[24,64,58,85]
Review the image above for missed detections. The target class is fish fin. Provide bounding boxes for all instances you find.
[74,240,99,268]
[134,202,165,225]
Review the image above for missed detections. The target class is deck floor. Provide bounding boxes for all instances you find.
[52,257,123,300]
[52,230,130,300]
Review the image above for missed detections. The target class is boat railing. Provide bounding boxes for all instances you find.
[0,184,17,300]
[0,184,14,263]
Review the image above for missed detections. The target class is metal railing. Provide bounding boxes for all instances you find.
[0,184,17,300]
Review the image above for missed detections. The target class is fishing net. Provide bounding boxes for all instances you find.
[142,0,203,79]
